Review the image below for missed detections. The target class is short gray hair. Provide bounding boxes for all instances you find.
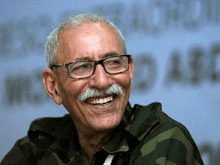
[45,13,127,68]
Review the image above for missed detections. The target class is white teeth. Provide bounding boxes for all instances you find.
[89,96,113,105]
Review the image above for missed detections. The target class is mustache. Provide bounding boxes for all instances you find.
[79,84,123,102]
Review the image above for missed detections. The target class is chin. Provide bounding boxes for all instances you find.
[91,115,122,132]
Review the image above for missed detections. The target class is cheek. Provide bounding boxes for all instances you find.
[114,72,132,90]
[60,80,89,117]
[60,79,88,103]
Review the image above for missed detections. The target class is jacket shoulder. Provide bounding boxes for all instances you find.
[127,102,192,141]
[28,114,74,141]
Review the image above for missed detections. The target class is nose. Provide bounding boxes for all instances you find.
[89,64,112,90]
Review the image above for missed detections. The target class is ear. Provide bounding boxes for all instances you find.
[129,56,134,85]
[42,68,63,105]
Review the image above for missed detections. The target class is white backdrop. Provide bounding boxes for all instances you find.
[1,0,220,164]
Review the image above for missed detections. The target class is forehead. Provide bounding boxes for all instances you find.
[56,22,124,63]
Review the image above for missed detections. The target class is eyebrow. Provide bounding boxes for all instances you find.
[74,52,120,62]
[103,52,120,58]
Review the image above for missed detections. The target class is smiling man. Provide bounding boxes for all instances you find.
[1,13,204,165]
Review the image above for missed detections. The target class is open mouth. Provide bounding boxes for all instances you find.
[86,95,115,105]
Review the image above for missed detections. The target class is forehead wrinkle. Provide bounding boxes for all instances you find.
[74,22,124,53]
[56,22,124,64]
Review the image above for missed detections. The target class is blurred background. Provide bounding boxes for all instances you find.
[0,0,220,164]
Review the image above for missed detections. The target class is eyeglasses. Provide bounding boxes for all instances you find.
[51,54,132,79]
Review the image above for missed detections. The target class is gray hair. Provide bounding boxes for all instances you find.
[45,13,127,68]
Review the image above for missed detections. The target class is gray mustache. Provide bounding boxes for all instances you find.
[79,84,123,101]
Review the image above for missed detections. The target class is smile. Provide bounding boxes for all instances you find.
[86,96,114,105]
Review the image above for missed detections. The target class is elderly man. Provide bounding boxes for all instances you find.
[1,13,203,165]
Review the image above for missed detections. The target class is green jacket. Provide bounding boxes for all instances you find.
[1,102,204,165]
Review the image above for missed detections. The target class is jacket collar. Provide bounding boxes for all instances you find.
[125,102,161,141]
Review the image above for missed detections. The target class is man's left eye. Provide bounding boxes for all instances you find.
[107,59,121,65]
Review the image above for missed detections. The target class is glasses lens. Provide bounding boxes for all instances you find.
[68,61,94,78]
[104,56,129,74]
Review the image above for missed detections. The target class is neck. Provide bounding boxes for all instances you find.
[76,127,112,159]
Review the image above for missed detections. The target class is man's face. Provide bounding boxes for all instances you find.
[55,22,133,132]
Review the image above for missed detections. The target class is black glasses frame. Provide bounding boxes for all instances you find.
[51,54,132,79]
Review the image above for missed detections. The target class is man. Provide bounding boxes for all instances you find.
[1,13,204,165]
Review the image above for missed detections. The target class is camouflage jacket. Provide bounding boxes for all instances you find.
[1,102,204,165]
